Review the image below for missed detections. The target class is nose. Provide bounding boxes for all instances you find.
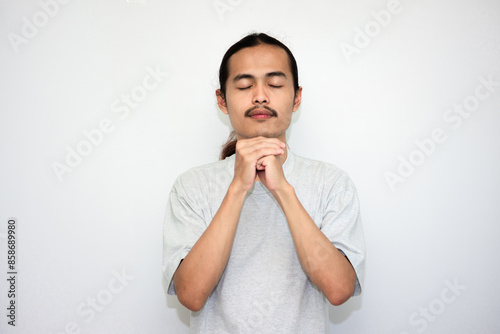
[253,84,269,104]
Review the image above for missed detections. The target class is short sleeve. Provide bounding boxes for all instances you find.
[162,178,208,295]
[320,172,365,296]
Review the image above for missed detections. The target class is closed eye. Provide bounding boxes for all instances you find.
[237,86,252,90]
[269,85,282,88]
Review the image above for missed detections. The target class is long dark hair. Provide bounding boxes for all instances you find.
[218,33,300,160]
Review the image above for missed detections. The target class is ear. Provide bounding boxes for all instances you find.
[292,86,303,112]
[216,89,229,115]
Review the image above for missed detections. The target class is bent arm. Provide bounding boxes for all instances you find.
[171,138,289,311]
[272,185,357,306]
[173,183,247,312]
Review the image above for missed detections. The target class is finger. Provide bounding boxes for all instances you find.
[238,141,284,159]
[251,148,284,166]
[256,154,280,170]
[236,137,285,150]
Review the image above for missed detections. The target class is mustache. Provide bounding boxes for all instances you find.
[244,106,278,117]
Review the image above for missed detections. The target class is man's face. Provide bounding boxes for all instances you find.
[217,44,302,142]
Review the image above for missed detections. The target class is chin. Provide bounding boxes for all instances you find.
[236,127,286,140]
[254,130,279,138]
[256,133,273,138]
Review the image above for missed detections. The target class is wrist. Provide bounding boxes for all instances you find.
[271,182,295,202]
[228,180,251,197]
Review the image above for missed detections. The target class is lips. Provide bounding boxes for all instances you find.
[249,110,273,119]
[246,107,277,119]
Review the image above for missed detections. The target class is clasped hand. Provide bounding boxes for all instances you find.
[232,136,289,193]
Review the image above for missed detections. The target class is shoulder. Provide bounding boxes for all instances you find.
[171,157,233,195]
[291,153,355,192]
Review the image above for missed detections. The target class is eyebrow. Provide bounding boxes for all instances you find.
[232,71,287,82]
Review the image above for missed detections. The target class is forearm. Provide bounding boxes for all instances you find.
[174,183,247,311]
[273,185,357,306]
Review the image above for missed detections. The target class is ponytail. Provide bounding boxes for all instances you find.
[220,131,237,160]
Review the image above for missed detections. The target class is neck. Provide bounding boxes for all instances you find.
[281,145,288,165]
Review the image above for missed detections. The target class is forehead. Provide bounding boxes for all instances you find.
[227,44,291,79]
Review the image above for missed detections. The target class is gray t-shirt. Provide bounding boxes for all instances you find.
[163,151,365,334]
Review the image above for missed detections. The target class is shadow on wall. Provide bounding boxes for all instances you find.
[164,277,190,327]
[329,294,363,324]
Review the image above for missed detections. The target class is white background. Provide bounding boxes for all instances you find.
[1,0,499,333]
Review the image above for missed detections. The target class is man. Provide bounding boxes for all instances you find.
[163,33,365,333]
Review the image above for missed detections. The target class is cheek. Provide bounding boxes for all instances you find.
[225,103,244,125]
[282,114,293,125]
[225,96,243,113]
